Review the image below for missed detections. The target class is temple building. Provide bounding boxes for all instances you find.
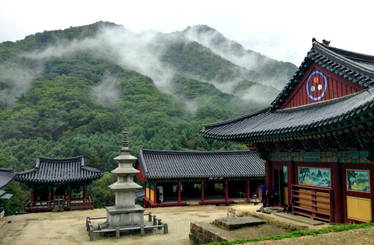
[201,40,374,223]
[16,156,102,212]
[137,150,265,207]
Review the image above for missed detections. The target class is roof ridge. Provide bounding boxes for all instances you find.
[0,168,14,172]
[313,42,374,77]
[38,156,83,162]
[319,42,374,63]
[141,149,256,154]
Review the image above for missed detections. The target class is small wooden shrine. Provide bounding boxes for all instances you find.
[16,156,102,212]
[137,150,265,207]
[201,39,374,223]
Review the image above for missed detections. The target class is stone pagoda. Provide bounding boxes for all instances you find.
[105,131,144,228]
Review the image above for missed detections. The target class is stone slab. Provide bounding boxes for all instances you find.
[213,217,265,230]
[273,212,325,226]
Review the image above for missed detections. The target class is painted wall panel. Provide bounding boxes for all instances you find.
[281,63,363,109]
[347,196,372,222]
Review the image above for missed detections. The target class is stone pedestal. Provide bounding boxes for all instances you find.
[106,206,144,227]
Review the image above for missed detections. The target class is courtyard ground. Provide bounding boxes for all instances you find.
[0,204,374,245]
[0,205,229,245]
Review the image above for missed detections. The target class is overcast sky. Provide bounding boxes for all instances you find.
[1,0,374,65]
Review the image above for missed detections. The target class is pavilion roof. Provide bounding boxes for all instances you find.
[138,149,265,179]
[0,168,16,189]
[16,156,103,184]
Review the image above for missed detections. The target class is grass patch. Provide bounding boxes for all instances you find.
[207,223,374,245]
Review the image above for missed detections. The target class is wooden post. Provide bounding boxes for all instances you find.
[288,161,295,206]
[83,185,87,203]
[154,182,157,204]
[48,186,52,207]
[332,162,343,223]
[201,181,205,204]
[177,181,182,203]
[246,180,251,202]
[265,160,272,206]
[30,191,35,204]
[225,180,229,202]
[68,185,72,202]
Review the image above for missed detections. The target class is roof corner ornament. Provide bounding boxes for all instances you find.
[312,37,317,43]
[322,39,331,46]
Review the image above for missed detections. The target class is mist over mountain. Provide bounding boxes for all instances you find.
[0,21,297,174]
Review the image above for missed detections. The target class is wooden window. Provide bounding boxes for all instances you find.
[346,169,370,193]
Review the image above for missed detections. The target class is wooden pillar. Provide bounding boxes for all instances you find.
[288,161,295,205]
[246,180,251,202]
[265,160,272,206]
[332,162,343,223]
[201,180,205,203]
[83,185,87,202]
[30,186,35,204]
[177,181,182,203]
[48,186,52,203]
[154,182,157,204]
[225,180,229,202]
[67,185,72,202]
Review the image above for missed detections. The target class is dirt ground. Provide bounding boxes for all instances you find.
[1,204,374,245]
[0,205,229,245]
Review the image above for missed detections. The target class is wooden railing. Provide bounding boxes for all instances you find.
[292,184,334,222]
[24,195,94,212]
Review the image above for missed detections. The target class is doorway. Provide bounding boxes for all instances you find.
[273,168,286,206]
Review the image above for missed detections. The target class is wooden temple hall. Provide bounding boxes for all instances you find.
[16,156,103,212]
[137,150,265,207]
[201,39,374,223]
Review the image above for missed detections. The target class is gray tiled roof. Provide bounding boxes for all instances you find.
[201,87,374,141]
[138,150,265,179]
[0,168,16,189]
[271,41,374,109]
[16,156,103,184]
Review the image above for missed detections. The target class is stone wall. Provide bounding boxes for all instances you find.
[189,222,228,245]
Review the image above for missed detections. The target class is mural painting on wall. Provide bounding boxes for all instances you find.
[346,170,370,192]
[298,167,331,187]
[306,71,327,101]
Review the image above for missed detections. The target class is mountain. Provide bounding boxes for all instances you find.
[0,22,297,173]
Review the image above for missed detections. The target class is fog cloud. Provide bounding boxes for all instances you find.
[0,64,42,104]
[91,72,120,107]
[20,25,281,108]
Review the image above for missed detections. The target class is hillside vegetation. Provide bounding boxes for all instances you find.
[0,22,297,213]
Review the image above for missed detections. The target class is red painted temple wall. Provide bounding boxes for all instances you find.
[281,63,363,109]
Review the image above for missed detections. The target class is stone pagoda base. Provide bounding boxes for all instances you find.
[105,205,144,227]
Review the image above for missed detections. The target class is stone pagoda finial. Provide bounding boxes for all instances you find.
[121,130,129,152]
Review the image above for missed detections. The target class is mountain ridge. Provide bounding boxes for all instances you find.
[0,21,297,173]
